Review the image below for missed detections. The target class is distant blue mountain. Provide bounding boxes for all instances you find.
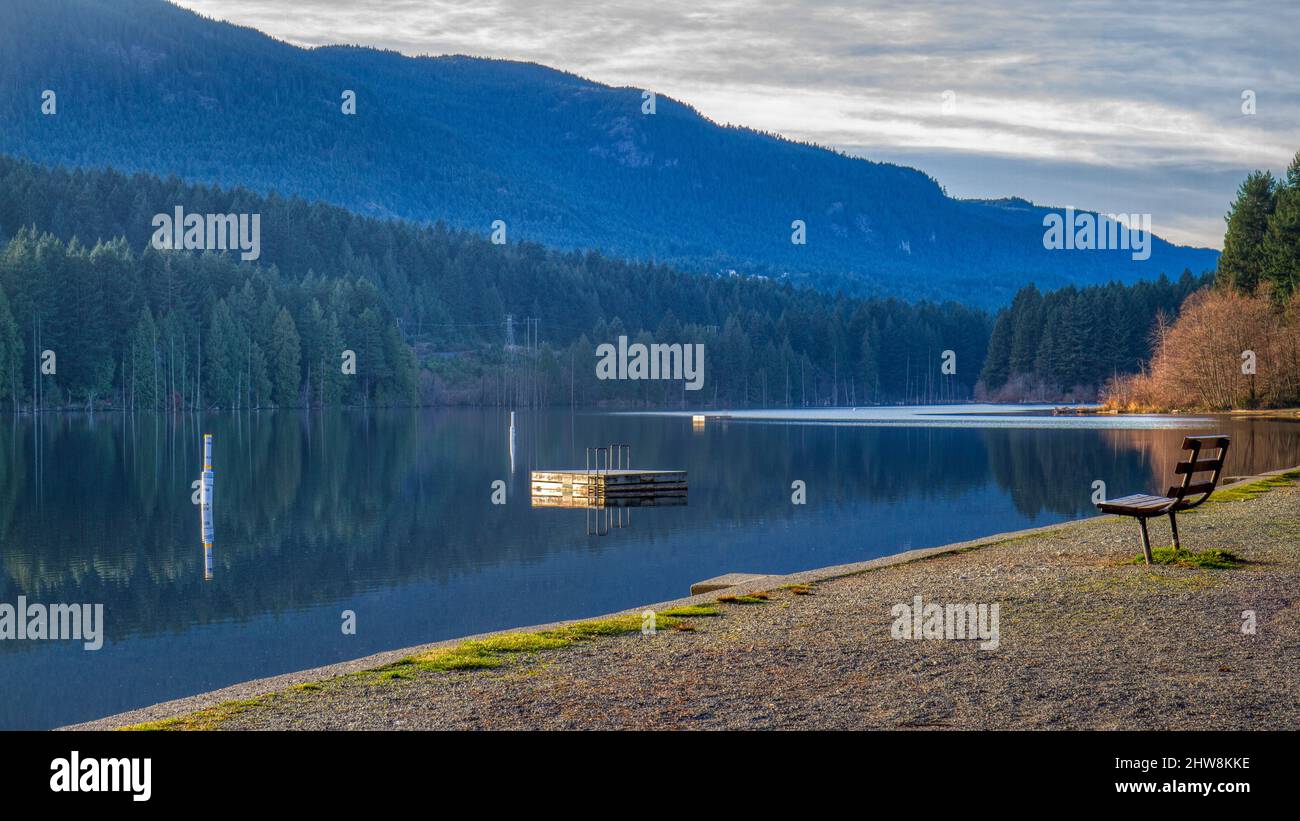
[0,0,1218,306]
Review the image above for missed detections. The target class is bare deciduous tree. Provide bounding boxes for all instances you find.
[1103,287,1299,410]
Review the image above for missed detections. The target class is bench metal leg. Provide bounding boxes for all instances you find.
[1168,512,1180,552]
[1138,518,1153,564]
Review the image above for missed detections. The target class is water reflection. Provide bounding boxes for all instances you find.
[532,492,688,537]
[0,407,1296,729]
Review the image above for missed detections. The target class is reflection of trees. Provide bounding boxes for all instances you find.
[1100,422,1300,488]
[0,411,424,642]
[678,424,992,513]
[985,421,1300,519]
[2,411,1297,647]
[982,429,1124,518]
[5,413,1002,645]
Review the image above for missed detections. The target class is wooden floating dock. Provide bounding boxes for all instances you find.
[531,469,688,501]
[531,445,686,509]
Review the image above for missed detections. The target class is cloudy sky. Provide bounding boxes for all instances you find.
[174,0,1298,248]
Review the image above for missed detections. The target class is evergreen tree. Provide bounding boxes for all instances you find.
[1218,170,1276,293]
[354,307,387,402]
[269,306,301,406]
[250,341,272,407]
[1262,152,1300,299]
[319,309,344,405]
[0,287,22,406]
[1007,285,1043,375]
[205,301,237,408]
[129,307,159,411]
[980,311,1013,390]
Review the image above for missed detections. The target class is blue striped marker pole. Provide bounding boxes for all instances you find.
[201,433,214,581]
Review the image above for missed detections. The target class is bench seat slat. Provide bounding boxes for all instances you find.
[1098,493,1175,514]
[1106,493,1173,506]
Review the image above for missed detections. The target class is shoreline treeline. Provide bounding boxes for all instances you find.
[1101,152,1300,411]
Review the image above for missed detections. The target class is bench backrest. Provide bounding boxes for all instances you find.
[1165,435,1230,509]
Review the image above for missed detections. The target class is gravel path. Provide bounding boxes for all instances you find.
[85,473,1300,731]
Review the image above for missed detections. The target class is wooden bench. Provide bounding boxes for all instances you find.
[1096,435,1230,563]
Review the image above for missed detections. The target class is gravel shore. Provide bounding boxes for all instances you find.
[73,471,1300,731]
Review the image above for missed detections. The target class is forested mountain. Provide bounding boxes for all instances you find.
[0,0,1216,307]
[0,155,993,409]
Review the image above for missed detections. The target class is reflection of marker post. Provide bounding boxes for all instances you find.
[201,434,214,581]
[509,411,516,474]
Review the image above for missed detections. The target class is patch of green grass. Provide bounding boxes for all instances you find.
[1209,471,1299,503]
[469,633,572,653]
[1127,546,1242,569]
[344,617,666,686]
[658,604,721,617]
[393,614,687,675]
[122,696,275,731]
[405,649,504,672]
[547,613,673,640]
[398,622,635,675]
[365,654,482,682]
[717,593,769,604]
[121,611,700,730]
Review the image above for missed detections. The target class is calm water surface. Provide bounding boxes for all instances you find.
[1,405,1297,728]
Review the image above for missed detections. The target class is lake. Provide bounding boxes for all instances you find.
[1,405,1297,729]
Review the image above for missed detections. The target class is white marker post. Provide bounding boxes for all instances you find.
[201,434,215,581]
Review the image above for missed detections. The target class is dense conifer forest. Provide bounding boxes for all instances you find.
[0,156,994,409]
[978,273,1210,401]
[0,155,1218,410]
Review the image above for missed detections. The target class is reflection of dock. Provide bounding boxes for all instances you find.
[530,492,688,508]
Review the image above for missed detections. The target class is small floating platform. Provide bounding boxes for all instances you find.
[531,469,687,500]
